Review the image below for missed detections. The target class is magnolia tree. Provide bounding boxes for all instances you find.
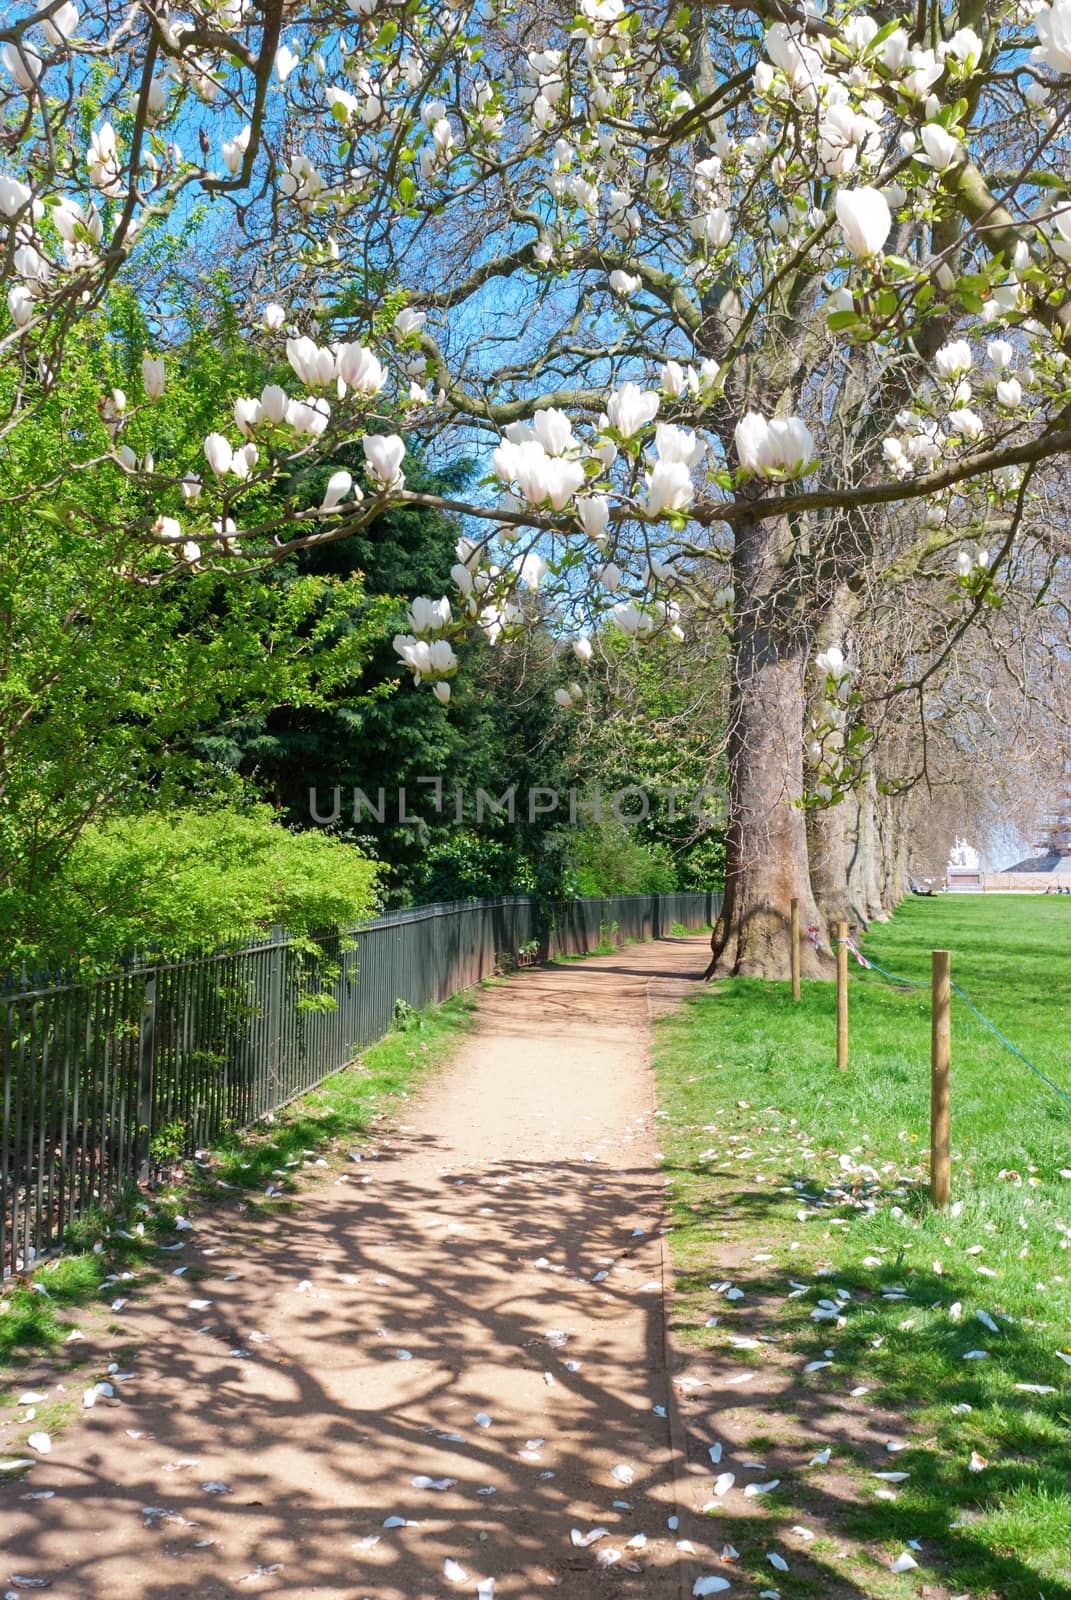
[3,0,1071,975]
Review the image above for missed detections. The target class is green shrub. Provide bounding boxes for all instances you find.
[8,805,379,968]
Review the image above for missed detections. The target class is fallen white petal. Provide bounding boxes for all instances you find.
[693,1579,731,1596]
[891,1551,918,1573]
[443,1558,468,1582]
[27,1433,50,1455]
[768,1552,789,1572]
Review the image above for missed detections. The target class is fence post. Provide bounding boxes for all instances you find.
[931,949,952,1209]
[135,972,156,1183]
[836,920,848,1069]
[790,898,801,1002]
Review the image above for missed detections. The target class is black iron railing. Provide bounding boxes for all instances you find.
[0,890,720,1274]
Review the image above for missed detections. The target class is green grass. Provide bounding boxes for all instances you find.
[0,991,477,1389]
[655,896,1071,1600]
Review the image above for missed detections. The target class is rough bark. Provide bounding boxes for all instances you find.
[809,774,892,930]
[706,518,830,980]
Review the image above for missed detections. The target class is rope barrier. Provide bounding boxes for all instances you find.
[949,980,1071,1112]
[845,936,1071,1111]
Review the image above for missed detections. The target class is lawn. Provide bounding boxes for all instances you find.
[655,895,1071,1600]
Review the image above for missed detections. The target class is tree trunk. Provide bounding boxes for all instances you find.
[810,775,890,929]
[706,519,829,980]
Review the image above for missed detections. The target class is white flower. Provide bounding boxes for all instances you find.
[408,595,451,634]
[935,339,972,380]
[362,433,405,489]
[518,552,548,589]
[0,175,31,217]
[135,352,163,402]
[949,407,985,441]
[181,474,202,504]
[1035,0,1071,74]
[769,417,815,473]
[944,26,982,64]
[337,343,386,395]
[735,412,776,474]
[262,303,286,332]
[987,339,1014,370]
[882,437,904,464]
[532,407,574,455]
[450,562,474,597]
[996,376,1023,407]
[321,469,353,512]
[2,42,42,90]
[835,186,892,258]
[87,124,122,197]
[221,125,251,176]
[956,550,973,577]
[287,336,335,388]
[43,1,79,44]
[433,682,451,704]
[645,460,694,517]
[920,123,961,171]
[275,44,300,82]
[554,687,574,708]
[576,495,610,542]
[613,601,650,636]
[597,561,623,592]
[233,397,262,437]
[204,433,234,476]
[8,284,33,328]
[903,46,944,96]
[735,412,815,476]
[572,636,594,662]
[816,645,848,679]
[260,384,289,424]
[609,269,641,297]
[394,307,427,338]
[606,382,659,438]
[689,208,731,249]
[661,360,687,397]
[654,422,705,468]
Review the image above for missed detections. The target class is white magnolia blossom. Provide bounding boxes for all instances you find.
[996,376,1023,407]
[935,340,973,380]
[362,433,406,490]
[203,432,233,477]
[816,645,850,681]
[735,412,816,477]
[835,186,892,259]
[321,470,354,512]
[407,595,451,634]
[1035,0,1071,74]
[920,123,962,171]
[605,382,659,438]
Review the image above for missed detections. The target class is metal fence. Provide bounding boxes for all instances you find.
[1,890,719,1275]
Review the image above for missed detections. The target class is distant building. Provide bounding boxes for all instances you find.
[988,787,1071,890]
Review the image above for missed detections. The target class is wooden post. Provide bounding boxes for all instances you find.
[836,920,848,1070]
[790,898,801,1002]
[931,949,952,1209]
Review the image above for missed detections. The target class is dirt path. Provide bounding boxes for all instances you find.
[1,936,729,1600]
